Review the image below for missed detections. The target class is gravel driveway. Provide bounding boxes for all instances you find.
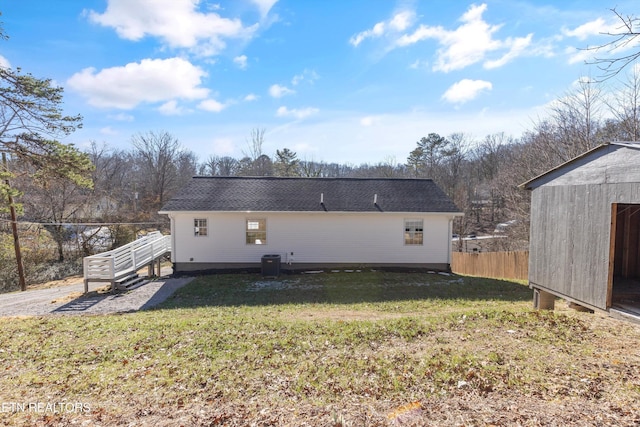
[0,275,194,317]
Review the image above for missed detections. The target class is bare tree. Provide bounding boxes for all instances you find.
[15,164,87,261]
[243,127,266,161]
[87,142,135,218]
[604,67,640,140]
[199,155,240,176]
[551,77,603,157]
[217,156,240,176]
[299,159,326,177]
[586,8,640,80]
[132,131,195,212]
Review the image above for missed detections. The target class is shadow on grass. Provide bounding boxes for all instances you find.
[155,270,531,310]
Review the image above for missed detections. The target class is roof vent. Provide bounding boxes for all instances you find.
[373,193,382,212]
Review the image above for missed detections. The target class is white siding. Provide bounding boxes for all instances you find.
[169,212,453,265]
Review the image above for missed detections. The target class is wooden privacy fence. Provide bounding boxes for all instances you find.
[451,251,529,281]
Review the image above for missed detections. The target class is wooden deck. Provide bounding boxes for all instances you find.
[82,231,171,293]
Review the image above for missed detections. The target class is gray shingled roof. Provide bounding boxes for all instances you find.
[160,177,461,213]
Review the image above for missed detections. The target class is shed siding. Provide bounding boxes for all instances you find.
[529,182,640,310]
[170,212,452,267]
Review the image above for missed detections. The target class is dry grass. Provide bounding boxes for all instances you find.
[0,271,639,426]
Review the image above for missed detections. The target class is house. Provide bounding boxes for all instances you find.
[521,142,640,321]
[159,177,463,273]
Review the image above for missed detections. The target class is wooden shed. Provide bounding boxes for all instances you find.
[521,142,640,322]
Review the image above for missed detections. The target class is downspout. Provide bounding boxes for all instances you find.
[447,217,453,271]
[169,214,177,265]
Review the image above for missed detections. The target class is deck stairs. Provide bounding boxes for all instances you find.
[114,273,149,291]
[83,231,171,293]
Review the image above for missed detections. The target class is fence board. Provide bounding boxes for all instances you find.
[451,251,529,281]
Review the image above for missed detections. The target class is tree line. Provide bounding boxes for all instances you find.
[3,7,640,290]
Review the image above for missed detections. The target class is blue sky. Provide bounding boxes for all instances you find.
[2,0,638,164]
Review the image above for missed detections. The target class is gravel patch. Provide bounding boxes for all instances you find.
[0,276,194,317]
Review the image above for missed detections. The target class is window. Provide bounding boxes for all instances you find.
[194,219,208,237]
[404,219,423,245]
[246,219,266,245]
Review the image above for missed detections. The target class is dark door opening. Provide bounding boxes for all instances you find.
[610,203,640,313]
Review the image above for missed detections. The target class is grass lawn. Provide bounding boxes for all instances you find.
[1,271,639,426]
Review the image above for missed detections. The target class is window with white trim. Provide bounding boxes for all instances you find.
[246,219,266,245]
[194,218,208,237]
[404,219,423,245]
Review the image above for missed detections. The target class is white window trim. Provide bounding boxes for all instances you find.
[246,218,267,245]
[404,218,424,246]
[194,218,208,237]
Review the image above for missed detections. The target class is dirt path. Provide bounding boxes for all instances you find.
[0,274,193,317]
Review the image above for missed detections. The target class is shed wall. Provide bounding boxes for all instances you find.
[169,212,453,268]
[529,182,640,310]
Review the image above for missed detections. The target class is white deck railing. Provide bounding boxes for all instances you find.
[83,231,171,292]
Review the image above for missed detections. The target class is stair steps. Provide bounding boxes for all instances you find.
[114,273,149,291]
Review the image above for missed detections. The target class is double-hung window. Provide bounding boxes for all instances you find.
[404,219,423,245]
[246,219,266,245]
[194,218,208,237]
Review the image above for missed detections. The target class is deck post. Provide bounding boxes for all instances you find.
[83,258,89,294]
[533,288,555,310]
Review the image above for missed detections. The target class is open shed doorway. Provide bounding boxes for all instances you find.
[610,203,640,314]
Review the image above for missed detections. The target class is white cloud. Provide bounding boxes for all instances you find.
[0,55,11,69]
[396,3,532,72]
[388,10,413,32]
[250,0,278,18]
[68,57,209,109]
[234,55,248,69]
[198,99,226,112]
[269,84,295,98]
[442,79,492,104]
[159,100,188,115]
[565,46,593,65]
[484,34,533,69]
[562,18,614,41]
[87,0,254,56]
[276,106,319,119]
[350,10,415,47]
[244,93,258,101]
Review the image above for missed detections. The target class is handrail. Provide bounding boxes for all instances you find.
[83,232,171,292]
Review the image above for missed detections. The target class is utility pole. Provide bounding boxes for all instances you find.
[2,152,26,291]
